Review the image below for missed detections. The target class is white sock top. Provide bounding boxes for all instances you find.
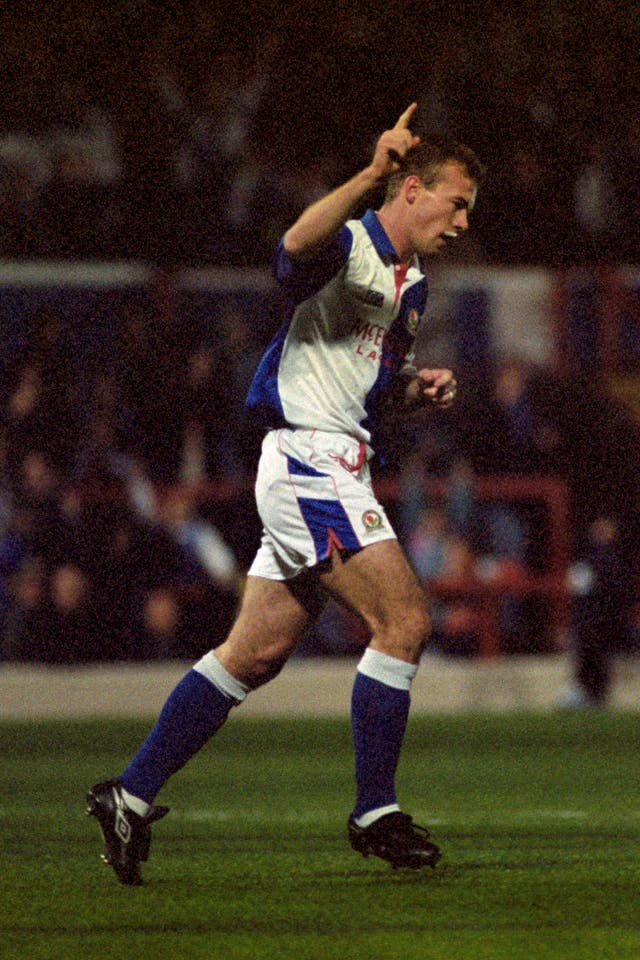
[193,651,250,703]
[357,648,418,691]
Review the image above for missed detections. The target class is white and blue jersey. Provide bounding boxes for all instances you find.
[246,208,428,454]
[245,209,429,580]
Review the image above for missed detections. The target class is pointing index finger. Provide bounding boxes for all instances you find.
[393,102,418,130]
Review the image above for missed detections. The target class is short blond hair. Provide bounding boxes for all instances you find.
[384,136,485,202]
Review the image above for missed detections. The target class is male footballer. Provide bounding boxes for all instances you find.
[87,102,485,884]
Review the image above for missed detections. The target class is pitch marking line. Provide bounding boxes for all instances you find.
[173,808,608,826]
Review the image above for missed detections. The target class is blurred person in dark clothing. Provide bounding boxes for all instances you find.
[111,301,189,484]
[71,494,188,661]
[8,451,73,572]
[1,558,46,660]
[572,139,621,263]
[9,562,98,663]
[1,306,82,479]
[216,302,266,477]
[156,488,240,595]
[563,515,634,708]
[46,563,97,662]
[451,356,564,575]
[154,488,241,656]
[136,586,187,661]
[452,355,563,478]
[72,499,148,661]
[481,141,570,266]
[175,336,232,484]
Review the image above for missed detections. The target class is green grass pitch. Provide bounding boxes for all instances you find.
[1,711,639,960]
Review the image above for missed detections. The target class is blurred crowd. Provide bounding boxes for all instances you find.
[1,2,640,701]
[1,1,639,266]
[398,357,640,678]
[0,297,264,664]
[2,295,639,691]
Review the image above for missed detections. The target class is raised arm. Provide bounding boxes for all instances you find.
[283,103,421,261]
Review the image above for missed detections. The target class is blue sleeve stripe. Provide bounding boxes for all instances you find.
[244,319,289,424]
[275,227,353,303]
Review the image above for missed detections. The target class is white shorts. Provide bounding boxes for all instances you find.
[248,428,397,581]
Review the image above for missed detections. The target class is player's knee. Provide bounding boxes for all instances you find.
[245,660,285,688]
[243,642,291,688]
[400,603,432,657]
[414,603,433,643]
[216,632,294,690]
[373,600,432,661]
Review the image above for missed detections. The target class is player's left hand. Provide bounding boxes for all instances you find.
[411,369,457,408]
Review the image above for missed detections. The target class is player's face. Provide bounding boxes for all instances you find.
[408,162,476,256]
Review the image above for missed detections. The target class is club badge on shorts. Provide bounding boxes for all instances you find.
[362,510,383,531]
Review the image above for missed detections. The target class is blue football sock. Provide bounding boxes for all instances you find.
[120,668,236,804]
[351,650,417,820]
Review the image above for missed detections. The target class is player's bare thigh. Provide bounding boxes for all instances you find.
[214,573,321,688]
[319,539,431,664]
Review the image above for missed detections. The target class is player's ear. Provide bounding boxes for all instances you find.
[404,175,423,203]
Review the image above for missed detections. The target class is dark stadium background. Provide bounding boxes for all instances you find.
[1,0,639,679]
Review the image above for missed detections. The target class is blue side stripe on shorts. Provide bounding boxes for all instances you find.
[297,496,361,559]
[286,455,328,478]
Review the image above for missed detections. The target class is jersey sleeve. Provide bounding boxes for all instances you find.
[399,354,418,379]
[274,225,354,304]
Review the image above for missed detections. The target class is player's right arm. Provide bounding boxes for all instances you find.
[283,104,420,262]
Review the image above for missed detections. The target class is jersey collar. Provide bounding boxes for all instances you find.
[362,209,402,263]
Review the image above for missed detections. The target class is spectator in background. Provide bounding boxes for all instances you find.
[9,451,72,571]
[572,139,621,263]
[407,505,452,582]
[563,515,634,708]
[394,455,486,658]
[453,355,563,478]
[406,504,479,657]
[156,488,240,595]
[6,561,96,663]
[216,301,267,477]
[111,300,189,484]
[1,306,82,479]
[1,557,46,661]
[452,355,565,572]
[137,586,185,661]
[154,487,241,655]
[175,335,232,484]
[67,497,145,661]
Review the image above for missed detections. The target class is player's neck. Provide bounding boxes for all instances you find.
[376,207,412,263]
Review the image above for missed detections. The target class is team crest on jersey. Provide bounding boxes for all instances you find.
[362,510,383,531]
[406,309,419,334]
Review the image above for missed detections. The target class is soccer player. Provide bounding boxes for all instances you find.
[86,103,485,884]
